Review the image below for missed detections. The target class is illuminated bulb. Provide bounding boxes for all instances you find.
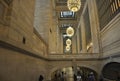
[90,42,93,46]
[66,27,74,37]
[66,39,71,46]
[66,45,70,51]
[87,46,89,50]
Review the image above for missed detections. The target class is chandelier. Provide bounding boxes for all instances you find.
[66,39,71,46]
[67,0,81,12]
[66,27,74,37]
[66,45,70,51]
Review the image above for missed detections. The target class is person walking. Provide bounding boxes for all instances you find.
[39,75,44,81]
[88,72,95,81]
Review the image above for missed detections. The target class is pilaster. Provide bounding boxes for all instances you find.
[81,16,87,53]
[72,35,77,53]
[87,0,100,53]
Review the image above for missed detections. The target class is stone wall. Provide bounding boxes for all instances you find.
[0,47,47,81]
[0,0,47,56]
[101,13,120,57]
[97,18,120,79]
[0,0,48,80]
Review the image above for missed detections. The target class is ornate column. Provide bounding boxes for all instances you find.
[56,25,61,53]
[80,16,87,53]
[72,59,77,75]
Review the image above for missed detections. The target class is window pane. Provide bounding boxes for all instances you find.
[60,11,75,18]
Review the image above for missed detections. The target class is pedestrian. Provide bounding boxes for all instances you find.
[39,75,44,81]
[88,72,95,81]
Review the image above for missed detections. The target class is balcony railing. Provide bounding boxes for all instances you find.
[96,0,120,30]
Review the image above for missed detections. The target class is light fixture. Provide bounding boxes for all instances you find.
[66,45,70,51]
[87,42,93,50]
[67,0,81,12]
[66,39,71,46]
[90,42,93,46]
[66,26,74,37]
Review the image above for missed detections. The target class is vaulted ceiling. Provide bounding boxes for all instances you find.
[34,0,86,47]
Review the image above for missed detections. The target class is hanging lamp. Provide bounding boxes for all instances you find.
[66,39,72,46]
[66,26,74,37]
[67,0,81,12]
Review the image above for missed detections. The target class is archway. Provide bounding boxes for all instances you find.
[51,66,98,81]
[102,62,120,80]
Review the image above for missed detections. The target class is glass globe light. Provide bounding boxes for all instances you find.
[66,39,71,46]
[66,27,74,37]
[66,45,70,51]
